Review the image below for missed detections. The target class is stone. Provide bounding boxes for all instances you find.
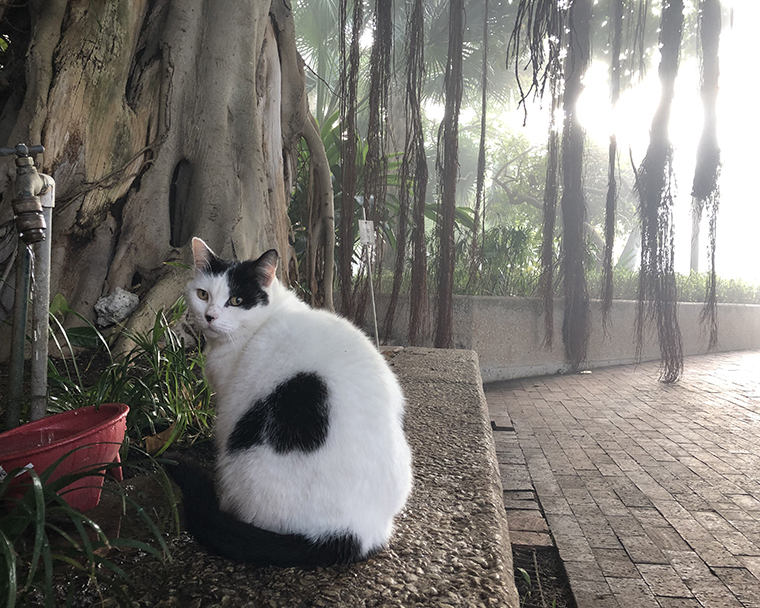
[94,286,139,327]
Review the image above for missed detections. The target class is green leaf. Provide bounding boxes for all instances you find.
[64,326,102,350]
[0,528,17,608]
[23,472,46,591]
[49,293,70,317]
[517,566,531,587]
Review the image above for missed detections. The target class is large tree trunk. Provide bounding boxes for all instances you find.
[434,0,465,349]
[560,0,592,372]
[0,0,306,356]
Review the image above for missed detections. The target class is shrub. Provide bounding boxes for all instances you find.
[47,296,214,455]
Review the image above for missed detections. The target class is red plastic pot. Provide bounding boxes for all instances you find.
[0,403,129,511]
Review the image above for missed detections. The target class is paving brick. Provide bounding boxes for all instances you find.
[652,498,692,520]
[502,499,541,511]
[554,533,596,564]
[739,555,760,581]
[556,557,600,580]
[486,351,760,608]
[509,530,553,547]
[534,490,572,515]
[503,490,536,501]
[569,579,621,608]
[556,474,587,490]
[573,512,621,550]
[619,534,670,565]
[592,548,640,578]
[645,525,692,553]
[606,514,647,537]
[631,506,672,528]
[729,494,760,512]
[657,599,704,608]
[713,567,760,607]
[606,576,661,608]
[663,549,710,583]
[507,512,549,533]
[544,512,584,539]
[495,453,526,468]
[563,487,597,507]
[498,464,533,491]
[637,563,694,598]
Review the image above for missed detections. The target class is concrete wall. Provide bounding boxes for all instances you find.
[372,294,760,382]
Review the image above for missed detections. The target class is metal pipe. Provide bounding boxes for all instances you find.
[30,177,55,421]
[2,144,49,430]
[360,201,380,350]
[6,242,31,429]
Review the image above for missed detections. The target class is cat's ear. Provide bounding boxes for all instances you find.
[255,249,279,287]
[191,237,216,271]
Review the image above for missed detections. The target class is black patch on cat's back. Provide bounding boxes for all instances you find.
[227,372,330,455]
[227,402,268,453]
[267,372,330,453]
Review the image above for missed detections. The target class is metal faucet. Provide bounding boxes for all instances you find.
[0,143,51,244]
[3,143,56,429]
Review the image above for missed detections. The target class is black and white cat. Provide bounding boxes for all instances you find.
[168,237,412,567]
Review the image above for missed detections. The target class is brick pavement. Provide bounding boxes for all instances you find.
[486,350,760,608]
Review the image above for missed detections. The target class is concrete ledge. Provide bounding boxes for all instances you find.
[389,347,519,607]
[375,294,760,382]
[100,347,519,607]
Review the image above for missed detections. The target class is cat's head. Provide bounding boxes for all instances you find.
[186,237,279,340]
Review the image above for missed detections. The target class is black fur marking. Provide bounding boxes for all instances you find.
[164,456,367,567]
[227,403,268,453]
[267,372,330,454]
[227,260,269,309]
[199,252,270,309]
[227,372,330,455]
[205,254,233,276]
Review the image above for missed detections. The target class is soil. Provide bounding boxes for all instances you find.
[513,546,577,608]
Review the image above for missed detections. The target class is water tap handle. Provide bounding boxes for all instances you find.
[0,143,45,158]
[2,143,47,244]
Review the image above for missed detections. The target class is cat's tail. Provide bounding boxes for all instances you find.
[164,456,366,567]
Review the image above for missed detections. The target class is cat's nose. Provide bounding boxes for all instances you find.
[205,305,221,324]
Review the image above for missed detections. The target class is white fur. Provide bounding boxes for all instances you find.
[186,256,412,555]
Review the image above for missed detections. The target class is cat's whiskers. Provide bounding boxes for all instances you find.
[223,327,237,345]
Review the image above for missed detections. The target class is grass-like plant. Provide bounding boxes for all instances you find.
[1,291,207,605]
[47,295,214,455]
[0,448,175,608]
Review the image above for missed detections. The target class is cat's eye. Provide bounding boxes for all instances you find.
[197,289,209,301]
[228,296,243,307]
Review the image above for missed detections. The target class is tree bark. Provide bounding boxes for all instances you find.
[302,112,335,311]
[434,0,465,349]
[469,0,489,276]
[0,0,309,356]
[560,0,592,372]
